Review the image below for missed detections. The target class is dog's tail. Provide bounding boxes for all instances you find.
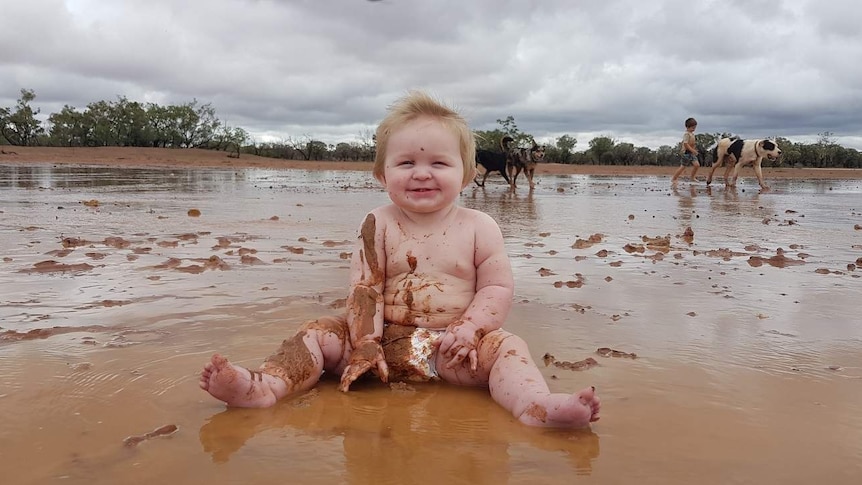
[501,135,515,152]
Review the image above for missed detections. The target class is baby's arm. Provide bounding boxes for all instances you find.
[439,211,514,370]
[339,211,389,391]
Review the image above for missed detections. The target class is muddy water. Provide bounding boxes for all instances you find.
[1,164,861,485]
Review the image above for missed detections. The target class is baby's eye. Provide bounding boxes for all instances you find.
[433,160,450,166]
[398,160,414,166]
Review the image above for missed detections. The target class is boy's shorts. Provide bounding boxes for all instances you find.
[680,153,698,165]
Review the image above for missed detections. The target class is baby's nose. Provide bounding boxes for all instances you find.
[412,167,432,178]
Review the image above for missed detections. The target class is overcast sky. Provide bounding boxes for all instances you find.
[2,0,861,151]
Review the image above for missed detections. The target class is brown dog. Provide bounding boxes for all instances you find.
[504,137,545,189]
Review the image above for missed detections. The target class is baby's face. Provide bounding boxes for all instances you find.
[381,116,465,215]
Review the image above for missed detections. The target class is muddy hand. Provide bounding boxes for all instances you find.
[438,320,483,371]
[339,339,388,392]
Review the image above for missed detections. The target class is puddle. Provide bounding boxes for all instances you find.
[1,164,861,484]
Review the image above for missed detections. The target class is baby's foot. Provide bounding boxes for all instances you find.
[519,387,601,428]
[199,354,285,408]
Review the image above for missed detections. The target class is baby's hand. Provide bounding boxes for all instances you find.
[438,320,485,371]
[339,339,388,392]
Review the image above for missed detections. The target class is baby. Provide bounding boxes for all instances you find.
[200,91,601,428]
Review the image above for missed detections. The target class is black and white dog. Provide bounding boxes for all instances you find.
[474,136,512,187]
[706,138,782,189]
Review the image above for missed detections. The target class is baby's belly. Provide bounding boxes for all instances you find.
[383,289,471,328]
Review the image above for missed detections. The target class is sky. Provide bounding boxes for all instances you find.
[2,0,861,151]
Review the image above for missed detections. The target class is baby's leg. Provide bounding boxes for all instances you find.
[200,315,349,408]
[476,330,600,428]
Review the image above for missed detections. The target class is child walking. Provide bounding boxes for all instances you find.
[671,117,700,185]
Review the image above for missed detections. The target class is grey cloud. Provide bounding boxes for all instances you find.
[1,0,860,150]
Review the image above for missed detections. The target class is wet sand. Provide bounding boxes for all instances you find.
[1,150,861,485]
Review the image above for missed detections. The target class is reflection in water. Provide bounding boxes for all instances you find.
[198,383,600,483]
[462,185,539,238]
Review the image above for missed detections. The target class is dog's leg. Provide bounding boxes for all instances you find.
[500,167,511,185]
[473,165,485,187]
[728,161,744,187]
[752,158,769,190]
[511,165,523,188]
[706,155,722,186]
[526,167,535,189]
[722,161,734,186]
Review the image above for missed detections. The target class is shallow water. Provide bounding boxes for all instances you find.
[1,164,861,484]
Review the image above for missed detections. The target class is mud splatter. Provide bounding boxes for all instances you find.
[61,237,88,248]
[543,353,600,371]
[240,255,265,265]
[681,227,694,243]
[596,347,637,359]
[1,325,112,342]
[262,330,317,390]
[103,237,132,249]
[123,424,179,447]
[572,233,604,249]
[641,235,671,252]
[360,213,383,284]
[406,251,417,273]
[748,248,806,268]
[18,260,95,274]
[348,285,379,338]
[524,403,548,423]
[623,243,644,253]
[176,255,230,273]
[554,274,585,288]
[322,240,351,247]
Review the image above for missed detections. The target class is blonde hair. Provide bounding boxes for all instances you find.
[373,91,476,186]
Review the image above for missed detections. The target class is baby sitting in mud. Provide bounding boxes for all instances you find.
[200,91,601,428]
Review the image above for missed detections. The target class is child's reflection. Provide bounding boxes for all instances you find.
[199,380,600,482]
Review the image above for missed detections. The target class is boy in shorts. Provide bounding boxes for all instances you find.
[671,117,699,185]
[200,91,601,428]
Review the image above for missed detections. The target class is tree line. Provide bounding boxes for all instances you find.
[2,89,860,168]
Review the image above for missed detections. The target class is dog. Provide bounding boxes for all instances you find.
[505,137,545,189]
[474,138,511,187]
[706,138,782,190]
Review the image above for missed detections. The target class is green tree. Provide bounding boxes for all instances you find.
[473,128,507,151]
[48,105,89,147]
[543,134,577,164]
[587,136,616,163]
[0,89,44,146]
[496,115,534,146]
[612,142,636,165]
[555,134,577,153]
[214,125,249,157]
